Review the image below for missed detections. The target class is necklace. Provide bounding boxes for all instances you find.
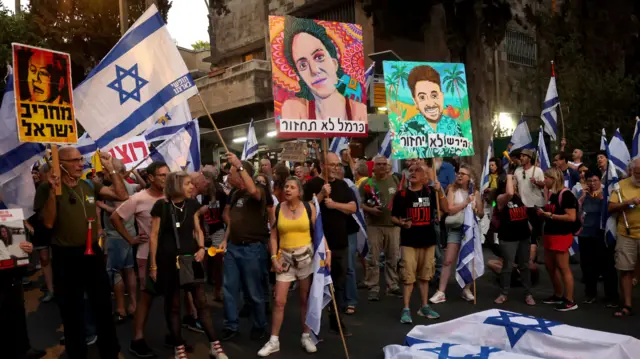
[171,200,185,213]
[287,202,300,215]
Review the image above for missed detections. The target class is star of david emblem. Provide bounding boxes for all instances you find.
[419,343,502,359]
[317,252,330,276]
[107,64,149,105]
[180,161,191,171]
[156,112,172,125]
[484,311,561,348]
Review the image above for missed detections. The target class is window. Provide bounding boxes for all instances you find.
[505,29,537,67]
[301,0,355,24]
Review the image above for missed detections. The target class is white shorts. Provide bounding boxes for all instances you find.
[276,244,314,282]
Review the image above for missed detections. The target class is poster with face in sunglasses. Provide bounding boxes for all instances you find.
[0,209,29,270]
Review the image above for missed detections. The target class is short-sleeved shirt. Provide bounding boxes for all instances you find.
[391,185,438,248]
[498,195,531,242]
[202,190,227,234]
[228,186,269,244]
[544,190,578,236]
[514,166,545,207]
[303,176,355,249]
[104,181,139,238]
[150,198,200,256]
[359,176,398,227]
[580,194,604,238]
[115,189,165,259]
[34,181,104,247]
[609,177,640,239]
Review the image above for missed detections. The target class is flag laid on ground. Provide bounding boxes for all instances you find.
[480,139,493,193]
[306,197,334,344]
[503,116,533,170]
[344,178,369,257]
[379,130,392,158]
[455,186,484,288]
[330,137,349,154]
[537,126,551,171]
[241,119,259,161]
[541,67,560,141]
[609,128,630,177]
[632,118,640,160]
[0,67,45,216]
[601,135,620,245]
[143,101,193,143]
[148,120,200,172]
[74,5,198,150]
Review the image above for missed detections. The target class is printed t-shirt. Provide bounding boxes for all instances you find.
[202,190,227,234]
[544,191,578,236]
[498,195,531,242]
[391,185,438,248]
[228,186,269,244]
[115,189,164,259]
[359,175,398,227]
[609,177,640,239]
[150,198,200,256]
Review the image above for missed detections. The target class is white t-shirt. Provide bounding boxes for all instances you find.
[514,166,545,207]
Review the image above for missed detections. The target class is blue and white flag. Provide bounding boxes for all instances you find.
[241,119,259,161]
[73,132,98,172]
[147,120,200,172]
[74,5,198,150]
[364,62,375,92]
[537,126,551,171]
[455,188,484,288]
[632,117,640,160]
[503,116,533,171]
[143,101,193,143]
[306,197,333,343]
[600,128,607,151]
[0,67,46,217]
[379,130,392,158]
[329,137,349,154]
[601,135,620,245]
[480,140,493,193]
[609,128,630,177]
[541,75,559,141]
[344,178,369,257]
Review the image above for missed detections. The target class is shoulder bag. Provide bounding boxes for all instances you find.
[169,202,205,287]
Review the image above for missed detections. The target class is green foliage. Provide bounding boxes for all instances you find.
[191,40,210,50]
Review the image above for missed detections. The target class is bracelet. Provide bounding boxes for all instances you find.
[150,266,157,270]
[270,255,277,260]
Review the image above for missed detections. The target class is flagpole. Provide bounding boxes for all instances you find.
[431,159,441,221]
[197,93,229,153]
[322,137,351,359]
[472,256,477,305]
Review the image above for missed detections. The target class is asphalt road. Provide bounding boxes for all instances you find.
[25,249,640,359]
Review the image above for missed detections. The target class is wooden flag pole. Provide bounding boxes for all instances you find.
[50,144,62,195]
[197,93,229,153]
[431,159,441,221]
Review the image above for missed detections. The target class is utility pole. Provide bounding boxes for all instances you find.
[14,0,20,15]
[119,0,128,36]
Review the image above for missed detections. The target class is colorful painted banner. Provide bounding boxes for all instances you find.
[383,61,474,159]
[12,43,77,144]
[0,208,28,270]
[108,135,149,170]
[269,15,368,138]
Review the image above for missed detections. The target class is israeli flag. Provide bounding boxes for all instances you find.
[143,101,193,143]
[364,62,375,94]
[241,119,259,161]
[503,116,533,171]
[74,5,198,150]
[600,128,607,151]
[632,118,640,160]
[73,132,98,172]
[384,341,541,359]
[537,126,551,171]
[480,140,493,193]
[306,197,334,344]
[379,130,393,158]
[609,128,630,177]
[148,120,200,172]
[0,68,46,216]
[345,178,369,257]
[330,137,349,154]
[602,135,620,246]
[541,75,559,141]
[455,187,484,288]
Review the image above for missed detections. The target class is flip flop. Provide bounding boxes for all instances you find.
[345,306,356,315]
[614,306,633,317]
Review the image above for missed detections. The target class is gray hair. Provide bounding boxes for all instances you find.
[355,159,368,177]
[372,154,387,163]
[284,176,304,199]
[164,171,190,200]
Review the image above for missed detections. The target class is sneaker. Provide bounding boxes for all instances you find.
[555,300,578,312]
[86,335,98,346]
[250,328,268,340]
[164,335,194,353]
[583,297,596,304]
[417,305,440,319]
[129,339,156,358]
[400,308,413,324]
[387,287,403,297]
[40,292,54,303]
[368,291,380,301]
[429,291,446,304]
[174,345,188,359]
[258,338,280,357]
[182,315,204,333]
[461,288,474,302]
[542,295,564,305]
[220,329,238,341]
[301,333,317,353]
[210,341,228,359]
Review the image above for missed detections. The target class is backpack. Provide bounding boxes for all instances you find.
[273,201,313,247]
[558,188,582,235]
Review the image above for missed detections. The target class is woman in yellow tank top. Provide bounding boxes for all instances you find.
[258,177,328,357]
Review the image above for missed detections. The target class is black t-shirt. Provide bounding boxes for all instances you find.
[544,190,578,236]
[391,185,438,248]
[228,186,269,244]
[498,195,531,242]
[342,163,354,181]
[150,198,200,256]
[202,190,227,234]
[303,177,355,249]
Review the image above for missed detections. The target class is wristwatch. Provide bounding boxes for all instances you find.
[110,170,117,175]
[237,166,245,172]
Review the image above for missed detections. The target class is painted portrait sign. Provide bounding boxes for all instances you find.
[0,209,28,270]
[269,15,367,138]
[383,61,474,159]
[12,43,77,144]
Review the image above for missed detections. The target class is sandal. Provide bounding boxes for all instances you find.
[494,295,507,304]
[525,295,536,306]
[614,306,633,317]
[113,312,128,324]
[345,306,356,315]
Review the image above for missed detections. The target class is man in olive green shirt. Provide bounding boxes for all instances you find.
[35,147,128,359]
[360,155,401,300]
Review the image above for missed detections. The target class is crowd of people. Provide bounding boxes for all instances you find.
[2,142,640,359]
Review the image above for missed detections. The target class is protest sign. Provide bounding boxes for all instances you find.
[269,15,368,138]
[108,136,150,170]
[383,61,474,159]
[0,209,29,270]
[12,43,77,144]
[280,141,308,162]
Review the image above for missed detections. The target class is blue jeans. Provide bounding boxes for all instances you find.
[223,242,268,331]
[345,233,358,307]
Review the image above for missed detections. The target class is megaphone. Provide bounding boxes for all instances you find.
[207,247,225,257]
[85,218,95,256]
[502,150,512,163]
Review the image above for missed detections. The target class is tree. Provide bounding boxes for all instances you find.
[443,64,466,110]
[191,40,210,51]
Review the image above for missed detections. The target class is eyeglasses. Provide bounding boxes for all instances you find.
[326,163,341,168]
[457,172,470,177]
[60,157,84,163]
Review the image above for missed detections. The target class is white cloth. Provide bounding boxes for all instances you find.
[514,166,545,207]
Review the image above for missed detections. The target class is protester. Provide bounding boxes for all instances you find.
[36,147,127,358]
[308,158,322,179]
[111,161,169,357]
[354,159,369,188]
[537,168,578,311]
[220,154,269,341]
[578,172,618,305]
[259,159,273,186]
[148,171,227,359]
[569,148,584,170]
[608,158,640,317]
[430,164,482,303]
[294,165,305,184]
[304,152,356,335]
[361,155,401,301]
[494,174,536,306]
[29,164,55,302]
[391,162,447,323]
[571,164,589,198]
[553,152,581,189]
[340,148,355,181]
[337,165,361,315]
[481,157,504,242]
[514,149,545,248]
[435,158,456,191]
